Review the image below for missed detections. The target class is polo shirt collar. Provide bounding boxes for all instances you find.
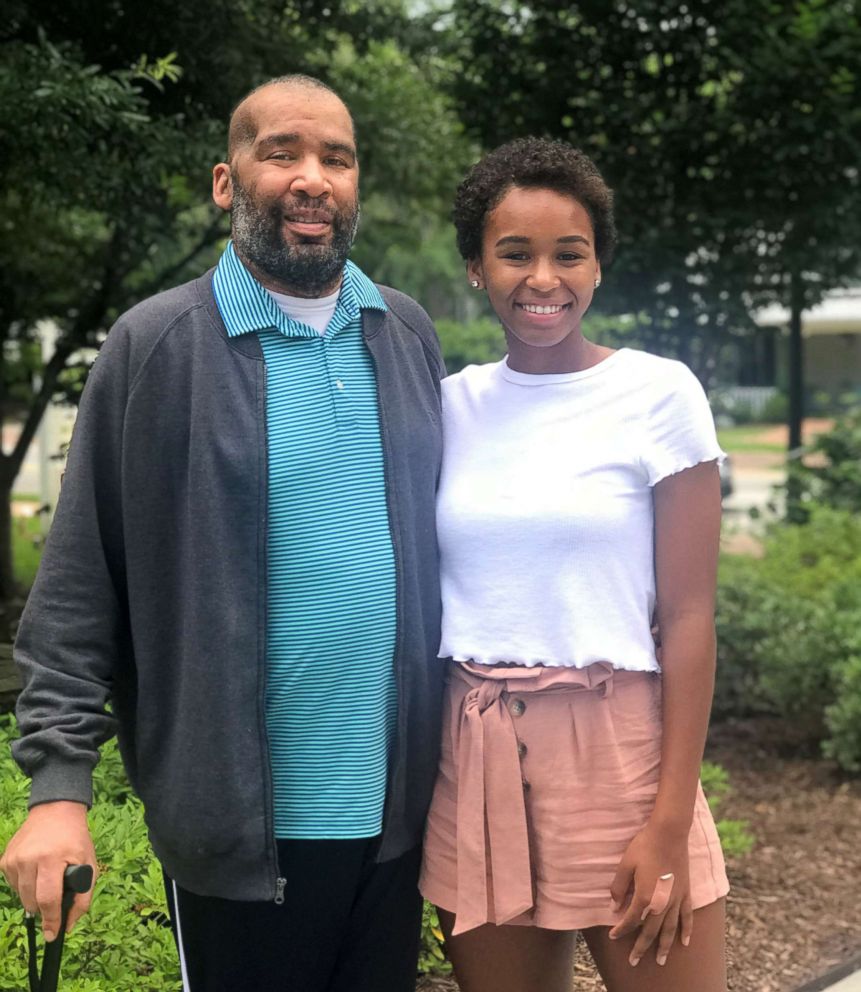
[212,240,386,340]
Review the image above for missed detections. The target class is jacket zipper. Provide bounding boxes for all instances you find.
[259,361,283,903]
[366,329,404,858]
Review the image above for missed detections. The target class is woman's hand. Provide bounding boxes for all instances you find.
[607,821,692,967]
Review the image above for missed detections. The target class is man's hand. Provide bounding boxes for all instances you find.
[0,801,97,941]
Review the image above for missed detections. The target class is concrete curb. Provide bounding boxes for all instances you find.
[792,953,861,992]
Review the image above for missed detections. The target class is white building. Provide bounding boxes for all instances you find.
[755,287,861,396]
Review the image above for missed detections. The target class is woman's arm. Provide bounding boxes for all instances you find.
[608,458,722,964]
[651,458,722,834]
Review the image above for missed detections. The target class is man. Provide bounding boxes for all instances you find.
[0,75,445,992]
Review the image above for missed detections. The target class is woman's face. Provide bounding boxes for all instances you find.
[468,186,601,358]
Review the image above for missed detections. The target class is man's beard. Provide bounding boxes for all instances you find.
[230,178,359,296]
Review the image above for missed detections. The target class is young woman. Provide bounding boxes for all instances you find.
[419,138,729,992]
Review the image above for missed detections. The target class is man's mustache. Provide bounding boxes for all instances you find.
[281,198,338,222]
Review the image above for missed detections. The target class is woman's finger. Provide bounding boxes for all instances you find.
[609,860,634,912]
[680,893,694,947]
[609,893,649,939]
[655,902,681,966]
[628,909,666,966]
[643,872,674,917]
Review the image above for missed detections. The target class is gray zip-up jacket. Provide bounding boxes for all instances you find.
[12,270,445,901]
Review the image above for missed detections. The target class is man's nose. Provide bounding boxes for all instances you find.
[289,156,331,199]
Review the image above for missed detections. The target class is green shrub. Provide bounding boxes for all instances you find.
[714,554,775,719]
[785,408,861,519]
[759,391,789,424]
[824,654,861,772]
[715,507,861,771]
[419,900,450,975]
[436,317,506,374]
[700,762,755,859]
[12,513,43,590]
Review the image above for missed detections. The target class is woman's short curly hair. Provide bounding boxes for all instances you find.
[453,137,616,265]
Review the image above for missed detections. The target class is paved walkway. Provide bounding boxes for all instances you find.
[799,959,861,992]
[831,971,861,991]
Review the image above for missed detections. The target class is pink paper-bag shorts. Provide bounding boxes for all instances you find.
[419,660,729,936]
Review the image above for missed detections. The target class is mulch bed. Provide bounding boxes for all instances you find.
[417,716,861,992]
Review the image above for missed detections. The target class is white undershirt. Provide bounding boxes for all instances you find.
[436,348,725,672]
[267,287,340,336]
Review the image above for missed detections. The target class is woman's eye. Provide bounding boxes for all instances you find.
[559,253,584,262]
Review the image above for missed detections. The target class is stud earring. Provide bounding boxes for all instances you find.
[594,278,601,288]
[470,279,480,288]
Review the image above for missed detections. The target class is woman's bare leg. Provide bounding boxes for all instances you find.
[582,898,726,992]
[437,908,577,992]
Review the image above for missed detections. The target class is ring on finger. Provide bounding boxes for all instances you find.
[640,872,675,921]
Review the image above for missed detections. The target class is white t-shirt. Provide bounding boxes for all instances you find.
[436,348,725,672]
[267,287,340,335]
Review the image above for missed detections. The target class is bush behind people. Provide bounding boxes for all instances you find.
[716,506,861,771]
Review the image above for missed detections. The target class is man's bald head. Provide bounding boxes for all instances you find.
[227,75,355,161]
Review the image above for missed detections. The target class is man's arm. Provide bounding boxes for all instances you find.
[1,321,133,936]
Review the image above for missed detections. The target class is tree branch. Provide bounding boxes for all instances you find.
[2,227,126,479]
[135,213,227,301]
[4,339,75,481]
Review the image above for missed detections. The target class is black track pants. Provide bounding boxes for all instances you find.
[164,838,423,992]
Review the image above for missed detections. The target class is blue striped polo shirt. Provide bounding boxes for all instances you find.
[212,242,397,839]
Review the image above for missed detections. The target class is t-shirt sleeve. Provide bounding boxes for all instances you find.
[640,362,725,486]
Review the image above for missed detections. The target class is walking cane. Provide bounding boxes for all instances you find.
[25,864,94,992]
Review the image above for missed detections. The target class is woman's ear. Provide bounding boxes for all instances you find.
[466,259,484,290]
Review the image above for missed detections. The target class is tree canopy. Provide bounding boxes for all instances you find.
[0,0,470,602]
[434,0,861,388]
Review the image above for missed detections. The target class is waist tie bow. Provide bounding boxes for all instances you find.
[449,660,615,936]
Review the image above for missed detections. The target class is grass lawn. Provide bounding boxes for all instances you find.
[12,514,43,588]
[717,424,785,454]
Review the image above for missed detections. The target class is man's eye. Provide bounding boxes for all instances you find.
[270,152,294,161]
[325,158,349,168]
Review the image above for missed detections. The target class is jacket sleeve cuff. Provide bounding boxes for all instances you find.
[28,760,94,809]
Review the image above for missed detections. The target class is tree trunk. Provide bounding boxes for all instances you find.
[0,472,14,605]
[788,269,804,452]
[786,270,805,521]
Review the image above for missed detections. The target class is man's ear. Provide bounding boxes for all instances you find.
[212,163,233,212]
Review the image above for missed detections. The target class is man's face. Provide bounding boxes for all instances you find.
[213,85,359,297]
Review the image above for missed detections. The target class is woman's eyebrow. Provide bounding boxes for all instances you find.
[494,235,592,247]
